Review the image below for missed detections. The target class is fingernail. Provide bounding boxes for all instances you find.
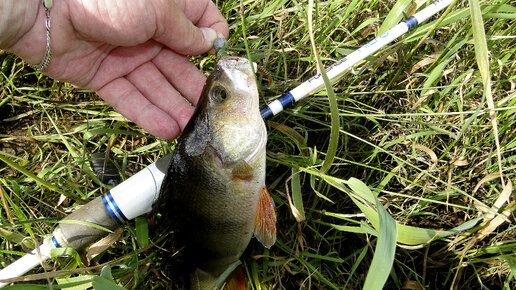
[201,28,218,45]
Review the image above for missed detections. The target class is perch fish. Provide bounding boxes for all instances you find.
[157,56,276,289]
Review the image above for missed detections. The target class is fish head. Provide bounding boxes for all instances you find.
[196,56,266,165]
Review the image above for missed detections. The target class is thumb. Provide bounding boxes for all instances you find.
[153,1,227,56]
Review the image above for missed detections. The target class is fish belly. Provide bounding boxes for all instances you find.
[171,153,260,278]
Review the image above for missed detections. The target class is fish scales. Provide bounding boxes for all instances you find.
[155,57,276,289]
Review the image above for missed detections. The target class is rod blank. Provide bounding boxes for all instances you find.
[260,0,453,120]
[0,238,52,287]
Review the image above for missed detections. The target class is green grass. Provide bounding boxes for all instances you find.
[1,0,516,288]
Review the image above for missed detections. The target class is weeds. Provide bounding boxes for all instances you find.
[1,0,515,289]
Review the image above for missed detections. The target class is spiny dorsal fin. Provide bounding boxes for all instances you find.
[254,186,277,248]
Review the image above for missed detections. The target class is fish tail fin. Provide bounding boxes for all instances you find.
[254,186,277,248]
[224,265,246,290]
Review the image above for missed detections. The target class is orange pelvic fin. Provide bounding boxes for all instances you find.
[254,186,277,248]
[224,265,246,290]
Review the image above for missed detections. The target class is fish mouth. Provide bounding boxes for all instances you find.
[217,57,257,92]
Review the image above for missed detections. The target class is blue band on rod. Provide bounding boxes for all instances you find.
[51,236,61,248]
[261,106,273,120]
[403,16,418,30]
[102,192,127,224]
[102,194,121,224]
[106,192,128,222]
[279,92,296,108]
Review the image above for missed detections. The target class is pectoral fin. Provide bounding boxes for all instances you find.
[254,186,277,248]
[232,161,254,180]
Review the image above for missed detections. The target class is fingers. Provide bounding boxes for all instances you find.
[185,0,229,38]
[153,49,207,106]
[153,0,228,55]
[125,62,195,130]
[39,0,227,140]
[176,0,228,37]
[85,42,206,139]
[86,41,163,91]
[97,74,191,140]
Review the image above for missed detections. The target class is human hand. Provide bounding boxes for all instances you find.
[7,0,228,140]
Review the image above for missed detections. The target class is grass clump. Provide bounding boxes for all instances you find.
[1,0,516,289]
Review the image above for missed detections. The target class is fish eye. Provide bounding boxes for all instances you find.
[210,85,227,104]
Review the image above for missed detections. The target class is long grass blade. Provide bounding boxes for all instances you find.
[290,168,306,222]
[469,0,505,187]
[307,0,340,174]
[378,0,412,34]
[0,152,76,200]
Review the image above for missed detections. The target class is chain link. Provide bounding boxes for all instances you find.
[31,0,52,71]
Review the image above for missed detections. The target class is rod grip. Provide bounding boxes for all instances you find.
[53,196,119,250]
[52,153,171,250]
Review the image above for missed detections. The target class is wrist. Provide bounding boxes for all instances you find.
[0,0,40,49]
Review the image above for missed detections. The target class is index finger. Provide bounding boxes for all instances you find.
[153,0,228,56]
[178,0,229,37]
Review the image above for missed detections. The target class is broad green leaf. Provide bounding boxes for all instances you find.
[91,276,125,290]
[92,266,125,290]
[363,198,397,290]
[347,177,377,203]
[56,276,94,290]
[349,193,477,245]
[396,223,456,245]
[326,177,480,245]
[100,265,114,280]
[135,216,149,249]
[0,228,34,249]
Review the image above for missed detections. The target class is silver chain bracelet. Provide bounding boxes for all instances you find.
[31,0,53,71]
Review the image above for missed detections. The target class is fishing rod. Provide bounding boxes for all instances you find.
[0,155,171,287]
[260,0,453,120]
[0,0,453,286]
